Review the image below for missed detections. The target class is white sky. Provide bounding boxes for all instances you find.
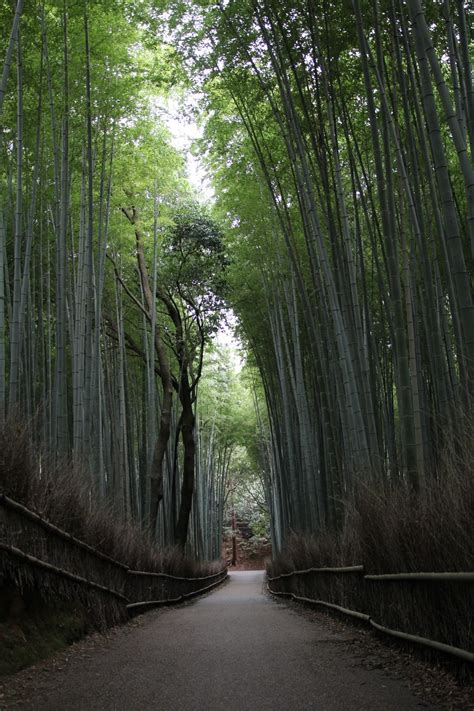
[153,94,215,202]
[216,313,244,373]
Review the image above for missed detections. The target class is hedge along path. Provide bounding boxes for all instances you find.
[267,566,474,664]
[0,494,228,626]
[0,494,130,628]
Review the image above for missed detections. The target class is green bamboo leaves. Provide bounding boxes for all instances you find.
[175,0,473,547]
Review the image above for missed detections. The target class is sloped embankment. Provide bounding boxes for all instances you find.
[0,421,226,675]
[0,494,227,675]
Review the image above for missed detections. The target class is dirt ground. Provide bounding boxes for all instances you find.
[222,531,271,570]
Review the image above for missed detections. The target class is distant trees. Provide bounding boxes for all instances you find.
[194,346,268,560]
[162,207,228,546]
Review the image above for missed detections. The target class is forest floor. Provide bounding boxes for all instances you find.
[222,531,272,569]
[1,572,472,710]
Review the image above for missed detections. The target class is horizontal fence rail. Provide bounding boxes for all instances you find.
[267,564,474,664]
[365,572,474,582]
[0,542,128,601]
[267,586,371,622]
[0,493,227,620]
[268,567,474,583]
[0,494,128,570]
[127,567,228,582]
[267,565,364,581]
[368,619,474,664]
[127,571,228,613]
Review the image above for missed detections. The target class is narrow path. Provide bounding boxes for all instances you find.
[10,572,425,710]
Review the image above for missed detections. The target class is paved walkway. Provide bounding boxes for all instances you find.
[11,571,425,710]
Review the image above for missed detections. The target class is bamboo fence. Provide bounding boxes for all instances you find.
[267,566,474,663]
[0,494,228,628]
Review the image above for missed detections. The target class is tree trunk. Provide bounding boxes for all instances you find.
[174,377,195,548]
[121,207,174,535]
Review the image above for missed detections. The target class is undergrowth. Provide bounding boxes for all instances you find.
[0,416,223,578]
[0,586,90,676]
[269,453,474,577]
[267,421,474,664]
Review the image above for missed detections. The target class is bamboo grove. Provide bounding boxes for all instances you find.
[168,0,473,548]
[0,0,250,555]
[1,0,472,558]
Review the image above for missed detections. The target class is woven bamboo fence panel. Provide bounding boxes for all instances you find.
[0,494,227,627]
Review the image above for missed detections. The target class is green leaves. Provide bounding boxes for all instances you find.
[160,203,228,340]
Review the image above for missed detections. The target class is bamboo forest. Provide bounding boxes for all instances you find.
[0,0,473,701]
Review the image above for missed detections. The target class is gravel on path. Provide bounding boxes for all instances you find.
[0,571,448,710]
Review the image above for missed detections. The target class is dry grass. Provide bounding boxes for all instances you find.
[0,416,222,577]
[267,419,474,661]
[344,472,474,575]
[269,422,474,576]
